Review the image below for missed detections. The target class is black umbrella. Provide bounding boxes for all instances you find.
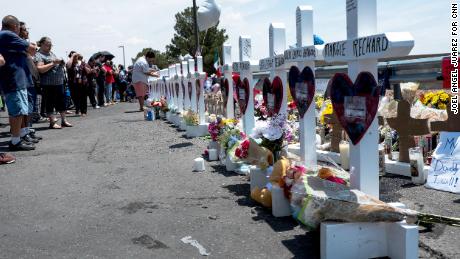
[99,51,115,60]
[90,52,102,61]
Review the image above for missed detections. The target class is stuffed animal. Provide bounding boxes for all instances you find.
[250,157,291,208]
[318,167,347,185]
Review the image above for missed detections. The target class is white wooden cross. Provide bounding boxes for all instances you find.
[259,23,288,115]
[175,63,184,113]
[188,58,198,113]
[168,65,176,109]
[195,56,207,124]
[181,61,190,110]
[222,42,234,119]
[233,36,255,135]
[284,6,323,168]
[323,0,414,198]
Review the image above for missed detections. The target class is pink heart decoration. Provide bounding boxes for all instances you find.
[288,66,315,118]
[330,72,381,145]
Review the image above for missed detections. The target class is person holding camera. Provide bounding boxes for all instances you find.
[35,37,72,129]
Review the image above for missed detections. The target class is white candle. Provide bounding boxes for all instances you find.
[339,141,350,170]
[208,149,218,161]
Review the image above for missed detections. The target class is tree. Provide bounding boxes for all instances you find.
[132,48,177,69]
[166,7,228,75]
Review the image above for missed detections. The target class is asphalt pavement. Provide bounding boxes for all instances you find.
[0,102,458,258]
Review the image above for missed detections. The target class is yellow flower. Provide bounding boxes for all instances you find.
[438,103,447,110]
[431,95,439,105]
[440,93,450,102]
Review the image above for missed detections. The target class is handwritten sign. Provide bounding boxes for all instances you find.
[233,61,250,73]
[323,32,414,62]
[426,158,460,193]
[284,46,320,62]
[259,55,285,71]
[433,132,460,159]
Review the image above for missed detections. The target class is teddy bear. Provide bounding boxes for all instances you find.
[250,157,290,208]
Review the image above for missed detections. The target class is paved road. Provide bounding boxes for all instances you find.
[0,102,458,258]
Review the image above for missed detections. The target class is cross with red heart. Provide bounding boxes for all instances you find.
[236,77,250,115]
[330,72,381,145]
[288,66,315,118]
[188,82,193,100]
[175,83,180,98]
[263,77,283,116]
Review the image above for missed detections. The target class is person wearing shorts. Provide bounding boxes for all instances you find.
[35,37,72,129]
[132,50,159,111]
[0,15,36,151]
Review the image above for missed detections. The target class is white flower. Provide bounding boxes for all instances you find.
[263,126,283,141]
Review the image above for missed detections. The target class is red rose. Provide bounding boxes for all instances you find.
[235,148,242,158]
[241,139,250,149]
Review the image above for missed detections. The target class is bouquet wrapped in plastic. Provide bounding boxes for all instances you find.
[293,176,460,230]
[234,138,274,169]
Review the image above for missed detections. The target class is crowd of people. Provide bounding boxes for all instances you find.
[0,15,159,165]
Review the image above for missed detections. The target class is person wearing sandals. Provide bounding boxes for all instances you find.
[35,37,72,129]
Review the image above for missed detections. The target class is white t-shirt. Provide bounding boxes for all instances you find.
[132,56,151,84]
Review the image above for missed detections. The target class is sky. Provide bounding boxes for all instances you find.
[1,0,451,67]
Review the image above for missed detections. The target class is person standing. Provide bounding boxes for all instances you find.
[0,45,17,163]
[18,21,41,142]
[0,15,36,151]
[103,60,115,105]
[117,64,128,102]
[132,50,159,111]
[35,37,72,129]
[95,56,106,107]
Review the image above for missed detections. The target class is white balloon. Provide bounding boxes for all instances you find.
[197,0,221,31]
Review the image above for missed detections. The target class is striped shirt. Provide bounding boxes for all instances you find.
[35,51,65,86]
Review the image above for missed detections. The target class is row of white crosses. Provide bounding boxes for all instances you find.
[222,0,413,200]
[162,57,207,124]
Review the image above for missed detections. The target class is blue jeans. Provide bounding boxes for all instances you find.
[105,83,112,103]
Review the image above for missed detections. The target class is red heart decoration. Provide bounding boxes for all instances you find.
[195,79,201,103]
[175,83,180,98]
[330,72,381,145]
[188,82,193,100]
[181,82,186,99]
[288,66,315,118]
[263,77,283,116]
[236,77,250,115]
[221,78,229,107]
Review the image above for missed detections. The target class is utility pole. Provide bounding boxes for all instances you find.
[118,45,126,68]
[192,0,201,69]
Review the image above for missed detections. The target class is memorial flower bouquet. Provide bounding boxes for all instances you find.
[160,97,169,112]
[251,113,294,155]
[254,93,269,121]
[319,99,333,125]
[183,109,199,126]
[218,119,245,153]
[315,95,325,110]
[419,90,451,110]
[208,117,223,141]
[291,175,460,230]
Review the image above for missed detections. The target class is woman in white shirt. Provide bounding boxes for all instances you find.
[132,50,159,111]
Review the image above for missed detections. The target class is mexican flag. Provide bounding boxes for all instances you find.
[214,48,221,77]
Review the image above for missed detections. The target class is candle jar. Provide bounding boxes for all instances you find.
[339,140,350,170]
[409,147,425,185]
